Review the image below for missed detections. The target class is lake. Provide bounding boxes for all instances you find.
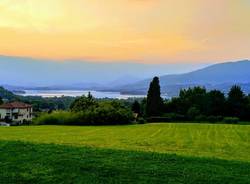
[20,90,146,99]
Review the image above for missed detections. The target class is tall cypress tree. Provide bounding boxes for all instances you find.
[146,77,163,116]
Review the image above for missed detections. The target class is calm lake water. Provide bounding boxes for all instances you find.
[20,90,146,99]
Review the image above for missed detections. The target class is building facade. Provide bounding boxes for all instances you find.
[0,102,33,123]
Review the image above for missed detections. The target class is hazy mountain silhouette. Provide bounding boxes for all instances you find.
[116,60,250,96]
[0,55,206,87]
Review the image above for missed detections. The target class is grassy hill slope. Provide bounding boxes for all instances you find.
[0,141,249,184]
[0,123,249,162]
[0,123,249,183]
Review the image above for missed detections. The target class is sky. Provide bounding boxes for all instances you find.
[0,0,249,63]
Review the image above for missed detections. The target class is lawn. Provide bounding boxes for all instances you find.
[0,123,249,161]
[0,123,250,183]
[0,141,249,184]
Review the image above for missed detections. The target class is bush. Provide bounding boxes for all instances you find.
[223,117,239,124]
[187,107,200,120]
[206,116,224,123]
[146,113,186,123]
[137,117,146,124]
[194,115,207,122]
[34,111,79,125]
[161,113,186,122]
[147,116,172,123]
[34,101,134,126]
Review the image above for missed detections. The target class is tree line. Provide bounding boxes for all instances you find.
[35,92,134,125]
[132,77,250,123]
[2,76,250,125]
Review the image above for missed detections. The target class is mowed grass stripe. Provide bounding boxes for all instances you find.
[0,141,249,184]
[0,123,249,161]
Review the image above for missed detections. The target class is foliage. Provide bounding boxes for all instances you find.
[35,100,134,125]
[146,77,163,116]
[140,98,147,117]
[0,87,18,100]
[131,100,141,114]
[187,106,200,120]
[223,117,240,124]
[70,92,98,112]
[179,87,207,115]
[137,117,146,124]
[0,86,75,112]
[227,85,248,119]
[194,115,207,122]
[206,90,226,116]
[206,116,224,123]
[22,96,75,112]
[163,85,250,122]
[34,111,79,125]
[161,113,186,121]
[146,116,172,122]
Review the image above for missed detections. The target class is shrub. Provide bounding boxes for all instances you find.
[194,115,207,122]
[147,116,172,123]
[137,117,146,124]
[161,113,186,122]
[223,117,239,124]
[34,111,79,125]
[187,107,200,120]
[206,116,224,123]
[34,101,134,126]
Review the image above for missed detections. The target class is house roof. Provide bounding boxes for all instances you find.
[0,102,32,109]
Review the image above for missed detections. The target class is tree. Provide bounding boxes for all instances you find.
[187,106,200,120]
[70,92,98,112]
[179,87,207,115]
[206,90,226,116]
[132,100,141,114]
[140,98,147,117]
[227,85,247,118]
[246,94,250,120]
[146,77,163,116]
[0,97,3,105]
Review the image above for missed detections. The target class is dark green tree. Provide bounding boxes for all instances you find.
[140,98,147,117]
[132,100,141,114]
[227,85,247,118]
[179,87,207,115]
[206,90,226,116]
[70,92,98,112]
[187,106,200,120]
[246,94,250,120]
[0,97,3,105]
[146,77,163,116]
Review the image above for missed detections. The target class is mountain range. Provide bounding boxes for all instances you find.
[0,55,205,87]
[114,60,250,96]
[0,55,249,97]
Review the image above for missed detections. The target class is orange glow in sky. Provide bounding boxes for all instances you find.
[0,0,249,63]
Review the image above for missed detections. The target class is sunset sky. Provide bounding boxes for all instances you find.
[0,0,249,63]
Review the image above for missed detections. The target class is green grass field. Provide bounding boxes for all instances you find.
[0,123,250,183]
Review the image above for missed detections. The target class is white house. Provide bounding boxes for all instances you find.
[0,102,33,123]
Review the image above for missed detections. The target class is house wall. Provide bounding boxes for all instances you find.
[16,108,33,122]
[0,109,8,119]
[0,108,33,123]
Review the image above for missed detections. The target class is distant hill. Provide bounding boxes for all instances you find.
[116,60,250,96]
[0,55,205,87]
[0,87,18,101]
